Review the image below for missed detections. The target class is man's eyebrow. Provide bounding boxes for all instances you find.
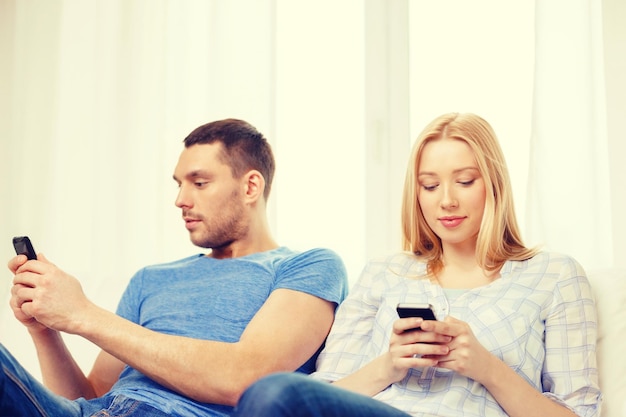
[173,170,212,182]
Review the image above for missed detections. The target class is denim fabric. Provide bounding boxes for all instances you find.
[232,373,412,417]
[78,395,171,417]
[1,344,168,417]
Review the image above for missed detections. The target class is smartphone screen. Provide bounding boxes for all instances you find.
[13,236,37,260]
[396,303,437,321]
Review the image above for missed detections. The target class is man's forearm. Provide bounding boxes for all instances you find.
[73,304,250,405]
[29,328,97,400]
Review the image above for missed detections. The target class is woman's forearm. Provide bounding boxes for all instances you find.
[480,355,577,417]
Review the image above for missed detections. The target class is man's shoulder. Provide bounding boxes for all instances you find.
[274,247,346,270]
[140,254,205,273]
[272,247,348,303]
[287,247,343,261]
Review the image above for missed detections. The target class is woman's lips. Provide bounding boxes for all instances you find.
[439,217,465,228]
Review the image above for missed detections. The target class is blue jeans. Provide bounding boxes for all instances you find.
[0,343,169,417]
[232,372,412,417]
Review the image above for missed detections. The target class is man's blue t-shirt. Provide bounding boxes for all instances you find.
[106,246,347,416]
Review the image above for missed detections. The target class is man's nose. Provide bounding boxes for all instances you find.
[175,186,192,209]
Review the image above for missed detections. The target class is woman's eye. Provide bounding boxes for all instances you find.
[422,184,438,191]
[458,179,475,186]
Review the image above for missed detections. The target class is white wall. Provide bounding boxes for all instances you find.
[272,1,366,281]
[408,1,534,235]
[603,0,626,269]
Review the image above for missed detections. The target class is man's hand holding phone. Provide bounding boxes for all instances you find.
[9,236,91,334]
[9,237,47,331]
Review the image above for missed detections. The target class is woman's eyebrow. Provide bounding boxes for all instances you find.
[453,166,480,174]
[418,167,479,176]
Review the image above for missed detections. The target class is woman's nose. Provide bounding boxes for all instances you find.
[440,186,458,209]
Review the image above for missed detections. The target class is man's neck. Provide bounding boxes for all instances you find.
[208,235,279,259]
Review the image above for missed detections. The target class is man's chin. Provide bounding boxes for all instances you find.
[191,236,223,250]
[189,234,209,249]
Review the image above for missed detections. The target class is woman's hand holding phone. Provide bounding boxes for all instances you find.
[391,303,450,370]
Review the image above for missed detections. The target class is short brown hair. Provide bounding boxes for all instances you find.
[184,119,275,200]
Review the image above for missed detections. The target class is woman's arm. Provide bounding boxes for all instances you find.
[421,317,579,417]
[479,354,578,417]
[332,317,450,397]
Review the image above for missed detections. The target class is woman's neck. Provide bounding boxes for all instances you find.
[437,250,500,289]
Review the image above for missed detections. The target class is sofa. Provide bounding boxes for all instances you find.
[588,268,626,417]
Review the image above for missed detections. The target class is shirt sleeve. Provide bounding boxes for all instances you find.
[312,258,384,382]
[114,269,144,324]
[542,255,602,417]
[274,248,348,306]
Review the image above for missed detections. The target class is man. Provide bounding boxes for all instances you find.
[4,119,348,416]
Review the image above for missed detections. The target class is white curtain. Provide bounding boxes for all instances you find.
[527,0,613,270]
[407,0,622,272]
[0,0,367,379]
[0,0,280,377]
[408,1,535,235]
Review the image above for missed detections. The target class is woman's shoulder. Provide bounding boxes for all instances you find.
[350,252,433,300]
[360,251,429,280]
[367,251,426,267]
[510,250,588,282]
[523,250,584,268]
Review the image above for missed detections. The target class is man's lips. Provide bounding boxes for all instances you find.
[439,216,465,228]
[183,217,202,230]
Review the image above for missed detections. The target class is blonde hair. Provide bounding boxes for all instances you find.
[401,113,537,276]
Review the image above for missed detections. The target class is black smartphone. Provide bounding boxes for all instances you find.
[396,303,437,321]
[12,236,37,260]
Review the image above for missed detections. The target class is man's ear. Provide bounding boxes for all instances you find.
[243,170,266,203]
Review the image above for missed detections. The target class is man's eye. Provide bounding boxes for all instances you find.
[195,181,208,187]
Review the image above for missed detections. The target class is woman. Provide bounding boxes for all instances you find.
[232,113,601,417]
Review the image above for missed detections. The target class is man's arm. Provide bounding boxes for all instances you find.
[9,255,125,400]
[75,288,335,405]
[27,328,98,399]
[13,254,337,405]
[30,329,125,399]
